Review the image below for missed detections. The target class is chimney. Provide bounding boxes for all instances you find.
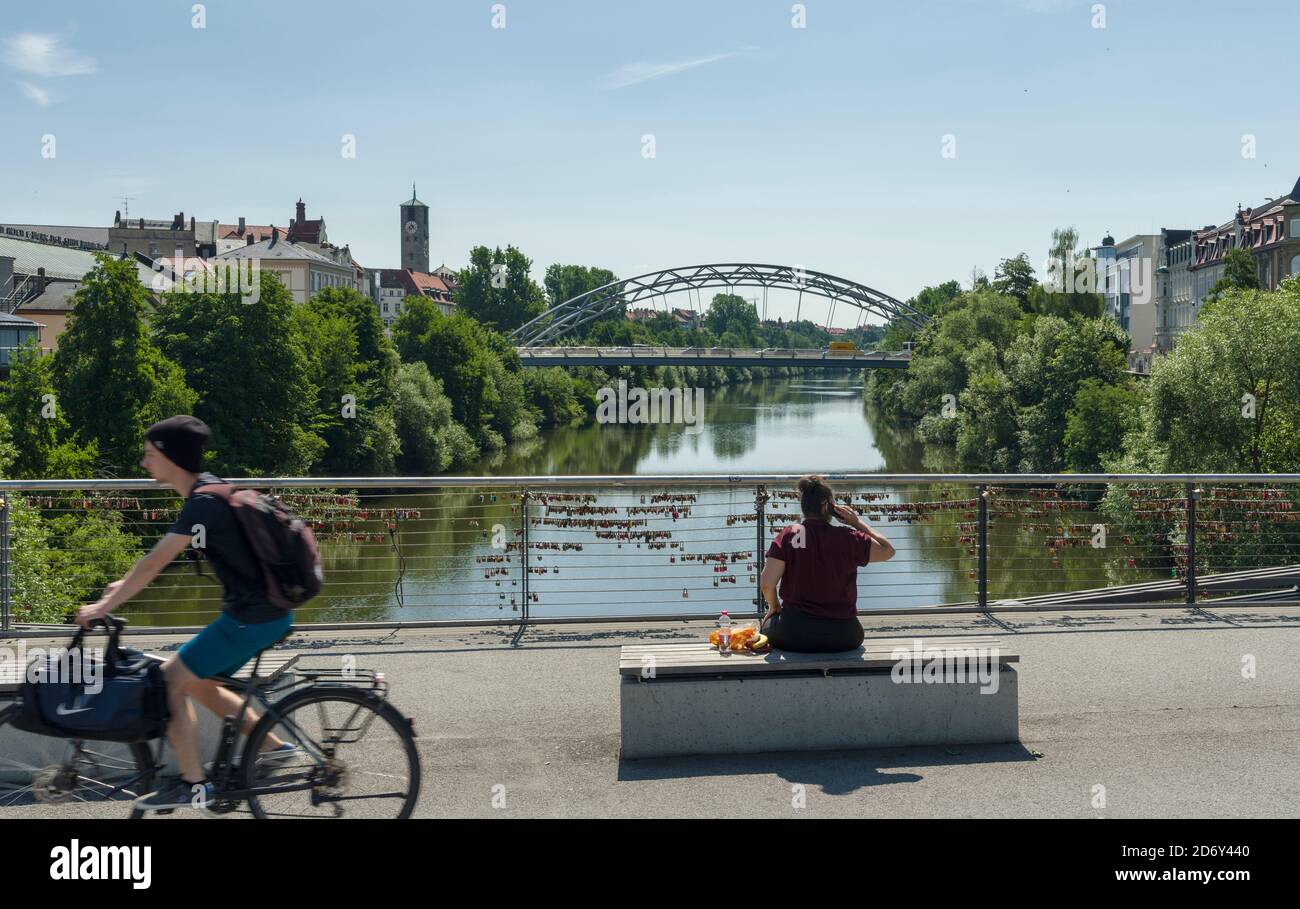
[238,216,246,235]
[247,234,255,246]
[37,267,46,294]
[114,210,121,225]
[271,226,279,245]
[190,216,196,232]
[296,199,306,224]
[139,217,145,229]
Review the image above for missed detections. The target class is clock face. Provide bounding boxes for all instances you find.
[404,220,418,236]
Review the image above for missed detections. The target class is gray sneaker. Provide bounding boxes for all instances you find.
[133,775,215,813]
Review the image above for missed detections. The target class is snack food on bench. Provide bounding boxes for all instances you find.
[746,633,770,652]
[709,626,760,650]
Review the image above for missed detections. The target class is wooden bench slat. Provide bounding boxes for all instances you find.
[620,640,1018,677]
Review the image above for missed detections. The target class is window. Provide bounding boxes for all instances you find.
[1291,217,1300,239]
[1291,254,1300,276]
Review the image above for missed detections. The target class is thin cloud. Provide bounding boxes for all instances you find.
[3,32,97,77]
[602,47,757,89]
[19,81,50,106]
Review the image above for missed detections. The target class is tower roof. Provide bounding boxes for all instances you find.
[404,183,425,207]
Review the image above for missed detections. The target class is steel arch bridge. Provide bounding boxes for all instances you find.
[510,263,925,347]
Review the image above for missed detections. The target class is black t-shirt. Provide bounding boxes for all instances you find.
[168,472,284,624]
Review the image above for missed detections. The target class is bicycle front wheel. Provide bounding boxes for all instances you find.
[241,686,420,819]
[0,705,156,811]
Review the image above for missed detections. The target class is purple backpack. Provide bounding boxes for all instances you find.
[196,484,324,610]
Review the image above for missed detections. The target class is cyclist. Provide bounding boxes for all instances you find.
[76,415,297,813]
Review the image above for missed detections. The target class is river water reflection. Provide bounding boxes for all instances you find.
[139,377,1158,624]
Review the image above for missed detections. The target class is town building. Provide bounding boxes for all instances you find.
[108,211,219,260]
[215,218,285,255]
[215,229,356,304]
[374,268,456,329]
[1190,175,1300,306]
[0,223,108,250]
[400,186,430,273]
[0,310,43,370]
[1155,228,1194,353]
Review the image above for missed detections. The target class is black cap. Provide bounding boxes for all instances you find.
[144,415,210,473]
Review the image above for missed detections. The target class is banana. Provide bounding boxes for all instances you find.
[746,633,770,652]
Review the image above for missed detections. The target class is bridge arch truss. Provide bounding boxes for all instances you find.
[510,263,925,347]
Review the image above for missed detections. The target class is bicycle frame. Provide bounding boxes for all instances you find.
[162,657,394,806]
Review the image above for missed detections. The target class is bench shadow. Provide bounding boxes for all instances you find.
[616,742,1039,796]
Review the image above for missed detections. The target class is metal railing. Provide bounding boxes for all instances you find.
[2,473,1300,633]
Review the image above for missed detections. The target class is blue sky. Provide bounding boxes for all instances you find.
[2,0,1297,325]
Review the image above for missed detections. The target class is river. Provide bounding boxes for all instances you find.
[137,376,1166,625]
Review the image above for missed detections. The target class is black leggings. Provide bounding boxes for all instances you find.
[762,606,864,653]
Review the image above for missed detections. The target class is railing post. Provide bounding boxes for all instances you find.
[520,486,530,623]
[755,485,767,617]
[977,484,988,612]
[1185,482,1197,606]
[0,493,10,632]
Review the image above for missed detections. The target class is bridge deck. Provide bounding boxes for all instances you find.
[516,347,912,369]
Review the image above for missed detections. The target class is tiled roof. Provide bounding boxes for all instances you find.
[218,223,285,242]
[216,237,341,265]
[286,220,325,243]
[407,270,453,296]
[375,269,456,303]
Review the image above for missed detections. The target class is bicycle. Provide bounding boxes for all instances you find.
[0,617,421,819]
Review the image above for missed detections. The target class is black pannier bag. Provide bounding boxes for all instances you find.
[8,618,169,744]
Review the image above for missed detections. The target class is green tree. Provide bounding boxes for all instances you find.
[152,270,323,475]
[0,340,98,478]
[1007,315,1130,472]
[992,253,1036,309]
[455,245,547,332]
[1132,279,1300,472]
[1063,379,1143,472]
[522,367,584,427]
[392,362,479,473]
[294,288,401,475]
[956,367,1020,470]
[50,255,197,473]
[1204,248,1261,309]
[704,293,759,343]
[392,301,536,446]
[544,264,621,337]
[1029,226,1104,319]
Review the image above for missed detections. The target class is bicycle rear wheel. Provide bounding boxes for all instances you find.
[0,705,156,810]
[241,686,420,819]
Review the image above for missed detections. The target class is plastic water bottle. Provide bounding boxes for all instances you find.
[717,611,732,652]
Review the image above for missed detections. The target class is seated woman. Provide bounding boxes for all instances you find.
[759,475,896,653]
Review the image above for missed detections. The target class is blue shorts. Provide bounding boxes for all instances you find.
[177,612,293,680]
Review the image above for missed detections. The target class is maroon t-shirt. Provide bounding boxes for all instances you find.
[765,519,872,620]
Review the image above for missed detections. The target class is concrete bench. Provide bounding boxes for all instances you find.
[619,637,1019,759]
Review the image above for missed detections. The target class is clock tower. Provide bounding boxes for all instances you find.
[400,184,430,273]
